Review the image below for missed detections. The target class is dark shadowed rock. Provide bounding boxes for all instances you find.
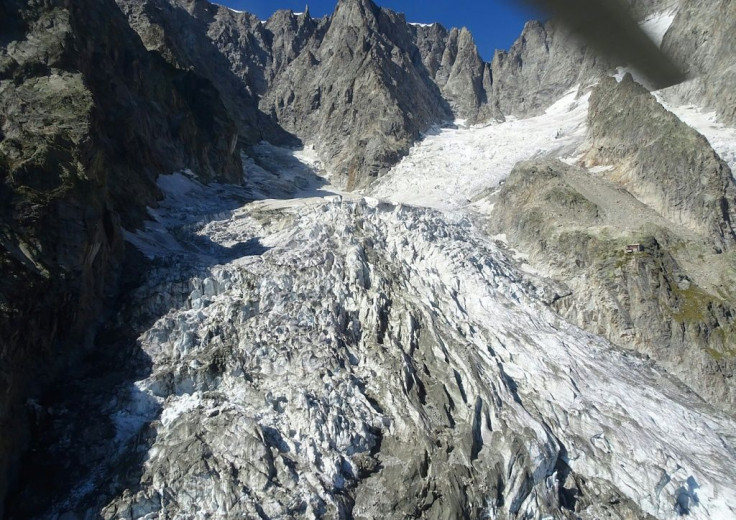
[120,0,495,189]
[0,0,242,509]
[115,0,296,146]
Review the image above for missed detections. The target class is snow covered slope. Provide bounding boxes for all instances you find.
[19,141,731,519]
[114,167,736,519]
[15,67,736,520]
[657,99,736,173]
[641,9,678,47]
[369,87,589,209]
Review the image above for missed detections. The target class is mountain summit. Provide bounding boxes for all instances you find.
[1,0,736,518]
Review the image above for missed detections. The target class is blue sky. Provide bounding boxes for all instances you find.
[216,0,542,60]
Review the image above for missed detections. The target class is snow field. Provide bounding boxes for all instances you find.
[369,87,590,210]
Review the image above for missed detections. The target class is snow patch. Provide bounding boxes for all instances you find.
[655,98,736,173]
[160,392,204,428]
[588,165,615,174]
[641,10,677,48]
[369,87,589,210]
[213,2,245,14]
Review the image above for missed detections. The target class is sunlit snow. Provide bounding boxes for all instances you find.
[656,97,736,173]
[641,10,677,47]
[369,87,589,210]
[116,151,736,518]
[113,75,736,519]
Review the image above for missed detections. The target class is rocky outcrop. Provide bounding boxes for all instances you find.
[114,0,294,146]
[0,0,243,510]
[661,0,736,125]
[489,20,602,118]
[117,0,496,189]
[412,23,497,122]
[486,32,736,415]
[585,75,736,251]
[488,0,681,119]
[259,0,454,189]
[488,156,736,415]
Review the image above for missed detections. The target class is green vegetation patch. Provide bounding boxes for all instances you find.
[671,284,717,323]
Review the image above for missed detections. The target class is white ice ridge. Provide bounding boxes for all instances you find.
[641,10,678,48]
[368,87,589,210]
[110,157,736,518]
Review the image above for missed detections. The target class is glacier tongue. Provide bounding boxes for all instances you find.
[83,163,736,519]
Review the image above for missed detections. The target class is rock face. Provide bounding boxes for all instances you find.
[3,0,736,517]
[412,23,496,122]
[489,0,680,118]
[486,72,736,415]
[489,158,736,415]
[586,75,736,251]
[0,0,244,510]
[662,0,736,125]
[117,0,495,188]
[489,20,603,118]
[113,0,294,146]
[260,0,453,189]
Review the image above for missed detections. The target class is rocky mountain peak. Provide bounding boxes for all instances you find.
[107,0,499,186]
[332,0,381,28]
[3,0,736,518]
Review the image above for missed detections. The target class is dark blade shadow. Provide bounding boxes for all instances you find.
[516,0,687,89]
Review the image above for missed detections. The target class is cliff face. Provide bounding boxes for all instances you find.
[488,76,736,415]
[489,20,603,118]
[662,0,736,125]
[117,0,495,189]
[3,0,736,517]
[412,23,496,122]
[488,0,683,119]
[114,0,295,146]
[0,0,244,510]
[586,75,736,251]
[260,0,453,189]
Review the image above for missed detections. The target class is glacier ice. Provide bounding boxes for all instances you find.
[92,156,736,519]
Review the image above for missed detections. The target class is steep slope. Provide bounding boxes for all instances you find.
[114,0,294,145]
[118,0,495,189]
[488,157,736,415]
[412,23,496,122]
[661,0,736,125]
[9,169,736,519]
[0,0,243,510]
[489,20,603,118]
[584,75,736,251]
[261,0,453,189]
[489,0,679,119]
[370,86,590,209]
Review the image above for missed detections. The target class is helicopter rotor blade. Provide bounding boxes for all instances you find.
[516,0,687,90]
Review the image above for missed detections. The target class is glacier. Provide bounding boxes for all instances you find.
[91,141,736,518]
[16,94,736,519]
